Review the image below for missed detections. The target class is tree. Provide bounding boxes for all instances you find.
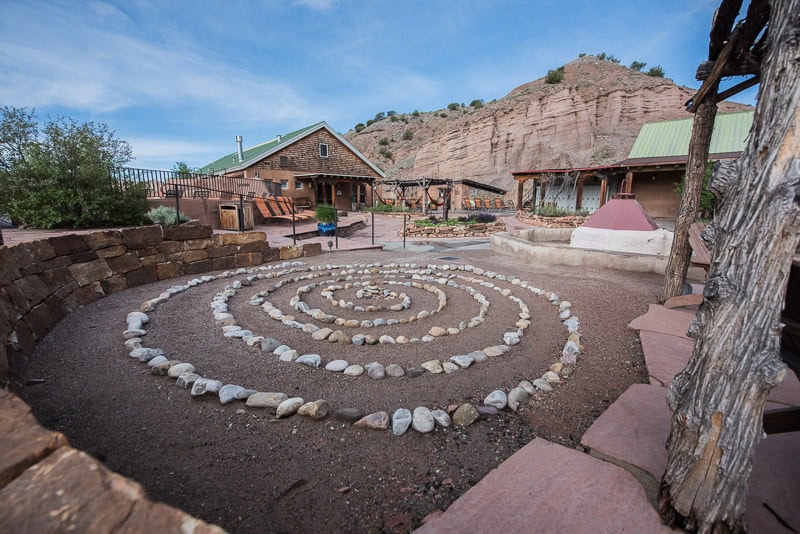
[630,60,647,71]
[545,66,565,84]
[647,65,665,77]
[0,106,147,228]
[172,161,193,176]
[659,1,797,531]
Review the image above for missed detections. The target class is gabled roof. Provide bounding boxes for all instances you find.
[626,110,753,160]
[199,121,385,178]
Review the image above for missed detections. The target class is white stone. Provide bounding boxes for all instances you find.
[392,408,413,435]
[507,387,529,411]
[450,355,475,368]
[276,397,305,417]
[343,364,364,376]
[484,390,508,409]
[219,384,256,404]
[279,350,299,362]
[296,354,321,367]
[412,407,435,433]
[325,359,349,372]
[191,378,223,397]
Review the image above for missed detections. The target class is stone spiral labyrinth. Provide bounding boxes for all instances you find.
[122,261,584,435]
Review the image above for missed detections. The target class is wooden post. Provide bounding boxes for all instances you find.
[599,178,608,207]
[330,183,335,208]
[356,183,361,209]
[659,1,799,531]
[539,180,546,208]
[516,180,524,211]
[660,96,719,301]
[625,171,634,194]
[575,176,584,211]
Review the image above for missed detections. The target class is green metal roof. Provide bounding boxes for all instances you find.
[627,110,753,159]
[199,122,324,174]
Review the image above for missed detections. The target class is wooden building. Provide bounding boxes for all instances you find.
[199,122,384,210]
[512,110,753,218]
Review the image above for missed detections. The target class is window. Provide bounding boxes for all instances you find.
[319,143,329,158]
[295,181,303,190]
[280,180,288,190]
[279,156,289,167]
[253,169,259,178]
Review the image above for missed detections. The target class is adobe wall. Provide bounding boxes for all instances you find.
[0,224,324,531]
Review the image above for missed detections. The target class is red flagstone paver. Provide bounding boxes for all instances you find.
[415,438,673,534]
[627,304,696,339]
[640,330,694,386]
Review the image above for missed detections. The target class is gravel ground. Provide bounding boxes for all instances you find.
[20,247,658,533]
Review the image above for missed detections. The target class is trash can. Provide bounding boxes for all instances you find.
[219,203,254,231]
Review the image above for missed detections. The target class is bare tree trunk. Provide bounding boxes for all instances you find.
[659,2,800,532]
[660,94,719,302]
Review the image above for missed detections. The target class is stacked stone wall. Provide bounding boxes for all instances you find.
[0,224,322,388]
[403,221,506,238]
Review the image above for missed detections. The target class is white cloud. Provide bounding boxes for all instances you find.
[0,3,316,126]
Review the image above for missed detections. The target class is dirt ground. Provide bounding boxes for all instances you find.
[20,247,659,533]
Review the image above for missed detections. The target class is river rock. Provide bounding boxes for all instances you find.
[175,372,201,388]
[147,355,169,368]
[543,371,560,383]
[431,409,451,427]
[477,406,500,417]
[279,349,299,362]
[344,364,364,376]
[507,387,529,411]
[533,378,553,392]
[298,400,329,420]
[312,328,333,340]
[429,326,448,337]
[261,337,281,352]
[325,359,349,372]
[191,378,223,397]
[352,334,366,346]
[367,363,386,380]
[519,380,535,395]
[412,407,435,433]
[276,397,305,417]
[452,404,479,427]
[450,355,475,368]
[378,335,395,344]
[246,392,288,409]
[421,360,443,374]
[165,362,193,378]
[484,390,508,409]
[503,332,521,345]
[273,344,292,356]
[392,408,412,435]
[385,364,405,377]
[219,384,256,404]
[333,407,363,422]
[354,411,389,430]
[296,354,321,367]
[442,361,460,374]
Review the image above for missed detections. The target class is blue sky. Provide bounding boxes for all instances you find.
[1,0,757,170]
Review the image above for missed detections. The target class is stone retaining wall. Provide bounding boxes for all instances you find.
[516,212,588,228]
[0,224,326,532]
[0,224,322,389]
[403,221,506,238]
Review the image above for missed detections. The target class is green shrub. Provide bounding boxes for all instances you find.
[411,110,420,117]
[145,206,189,225]
[474,212,496,223]
[378,137,390,146]
[470,99,484,109]
[378,147,393,160]
[447,102,459,111]
[439,112,448,118]
[354,123,365,132]
[629,60,647,71]
[402,129,413,141]
[373,111,385,121]
[647,65,665,77]
[533,204,587,217]
[545,66,565,84]
[313,204,337,222]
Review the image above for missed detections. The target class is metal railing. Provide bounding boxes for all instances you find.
[109,167,276,199]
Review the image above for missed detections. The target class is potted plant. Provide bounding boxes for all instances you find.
[314,204,337,236]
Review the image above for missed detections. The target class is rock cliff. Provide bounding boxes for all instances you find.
[345,57,751,193]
